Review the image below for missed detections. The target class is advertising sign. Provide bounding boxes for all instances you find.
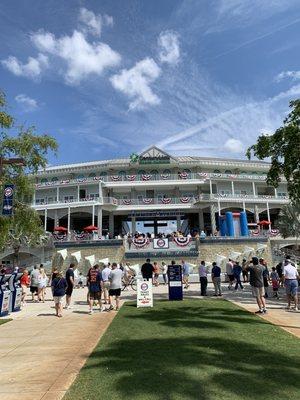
[1,290,10,314]
[168,265,183,301]
[137,279,153,308]
[153,238,169,249]
[2,184,14,216]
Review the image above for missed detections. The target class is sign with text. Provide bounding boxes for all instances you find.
[137,279,153,308]
[153,238,169,249]
[2,184,14,216]
[168,265,183,301]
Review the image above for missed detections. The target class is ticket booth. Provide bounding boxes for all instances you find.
[0,274,11,316]
[8,273,22,312]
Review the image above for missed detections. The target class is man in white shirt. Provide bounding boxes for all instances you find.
[101,264,111,305]
[108,263,124,311]
[283,256,299,311]
[226,259,234,289]
[198,261,209,296]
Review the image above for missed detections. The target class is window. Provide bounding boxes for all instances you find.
[88,172,96,178]
[150,169,159,180]
[51,177,58,182]
[100,171,107,177]
[118,171,126,180]
[219,190,230,195]
[213,169,221,174]
[225,170,232,174]
[40,178,48,184]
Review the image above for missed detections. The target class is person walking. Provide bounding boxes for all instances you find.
[276,262,284,287]
[141,258,154,281]
[198,260,208,296]
[242,258,249,283]
[182,260,190,289]
[226,259,234,289]
[270,267,280,299]
[233,261,243,290]
[37,267,48,302]
[101,263,111,304]
[108,263,124,311]
[20,269,30,307]
[51,271,67,317]
[260,259,269,298]
[247,257,267,314]
[30,265,39,302]
[65,263,75,309]
[211,262,222,296]
[153,262,160,286]
[160,261,168,285]
[86,264,103,314]
[283,256,299,311]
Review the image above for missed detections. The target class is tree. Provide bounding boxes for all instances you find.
[277,203,300,240]
[0,91,58,256]
[246,99,300,204]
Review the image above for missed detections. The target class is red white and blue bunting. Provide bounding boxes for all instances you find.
[133,237,150,248]
[142,174,152,181]
[180,196,191,203]
[162,197,172,204]
[179,171,189,179]
[126,175,136,181]
[111,175,121,181]
[161,173,171,180]
[122,199,132,205]
[143,198,153,204]
[173,237,191,247]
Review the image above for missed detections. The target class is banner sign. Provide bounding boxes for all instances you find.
[137,279,153,308]
[153,238,169,249]
[168,265,183,301]
[2,184,14,216]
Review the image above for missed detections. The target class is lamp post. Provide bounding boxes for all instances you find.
[0,157,25,176]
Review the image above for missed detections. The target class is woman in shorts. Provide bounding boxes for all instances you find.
[20,269,30,307]
[38,267,48,302]
[51,271,67,317]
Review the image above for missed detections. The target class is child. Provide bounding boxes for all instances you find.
[270,267,279,299]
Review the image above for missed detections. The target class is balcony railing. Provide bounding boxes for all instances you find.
[35,171,274,188]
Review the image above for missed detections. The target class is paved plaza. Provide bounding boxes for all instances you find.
[0,283,299,400]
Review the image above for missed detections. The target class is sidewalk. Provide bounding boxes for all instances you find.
[0,289,118,400]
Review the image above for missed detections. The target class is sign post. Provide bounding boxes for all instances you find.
[168,264,183,301]
[137,279,153,308]
[2,184,14,216]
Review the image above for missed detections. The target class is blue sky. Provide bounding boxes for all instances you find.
[1,0,300,166]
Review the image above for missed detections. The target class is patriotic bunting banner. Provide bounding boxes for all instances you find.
[173,237,191,247]
[180,197,191,203]
[133,237,150,248]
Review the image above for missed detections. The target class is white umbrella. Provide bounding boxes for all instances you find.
[99,257,110,264]
[85,255,96,266]
[216,254,227,268]
[256,243,268,256]
[71,250,81,263]
[229,251,242,262]
[243,246,255,260]
[57,249,68,260]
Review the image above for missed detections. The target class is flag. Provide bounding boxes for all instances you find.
[2,184,14,216]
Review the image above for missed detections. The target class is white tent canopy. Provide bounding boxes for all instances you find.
[243,246,255,261]
[229,251,242,262]
[57,249,68,260]
[71,251,81,263]
[85,255,96,266]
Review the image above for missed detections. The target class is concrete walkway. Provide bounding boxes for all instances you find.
[0,289,118,400]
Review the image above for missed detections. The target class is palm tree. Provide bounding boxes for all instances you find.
[277,203,300,239]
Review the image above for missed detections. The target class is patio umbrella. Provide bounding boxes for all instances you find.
[53,226,68,232]
[83,225,98,232]
[257,220,271,226]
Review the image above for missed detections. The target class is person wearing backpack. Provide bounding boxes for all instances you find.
[51,271,67,318]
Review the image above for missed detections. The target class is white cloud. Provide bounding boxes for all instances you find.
[224,138,243,153]
[276,70,300,81]
[31,30,121,85]
[110,58,161,110]
[15,94,38,112]
[158,31,180,65]
[78,7,113,37]
[1,53,48,79]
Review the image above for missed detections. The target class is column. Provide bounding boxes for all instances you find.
[274,187,278,198]
[209,180,213,195]
[266,202,271,231]
[109,213,114,238]
[67,206,71,233]
[254,205,259,223]
[98,182,103,201]
[231,181,235,195]
[132,216,136,234]
[198,210,204,231]
[242,201,246,212]
[252,182,256,197]
[77,185,80,201]
[97,207,102,237]
[44,208,47,231]
[176,215,181,231]
[92,204,95,226]
[54,209,58,227]
[210,204,216,234]
[218,199,221,215]
[33,190,36,206]
[56,187,59,202]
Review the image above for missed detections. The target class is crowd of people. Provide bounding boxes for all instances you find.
[2,253,299,317]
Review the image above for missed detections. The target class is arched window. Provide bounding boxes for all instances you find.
[150,169,159,180]
[118,170,126,181]
[138,170,146,181]
[225,170,232,174]
[213,169,221,174]
[240,171,247,175]
[100,171,107,177]
[51,177,58,182]
[76,175,85,181]
[88,172,96,178]
[41,178,48,184]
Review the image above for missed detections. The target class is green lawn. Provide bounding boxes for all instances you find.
[0,319,11,326]
[65,299,300,400]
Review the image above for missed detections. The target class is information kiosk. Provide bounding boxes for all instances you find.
[0,274,11,316]
[168,264,183,301]
[8,272,22,312]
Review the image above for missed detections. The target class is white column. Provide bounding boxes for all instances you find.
[98,182,103,201]
[266,202,271,231]
[33,191,36,206]
[252,182,256,196]
[56,187,59,202]
[210,204,216,234]
[254,205,260,223]
[132,216,136,233]
[77,185,80,201]
[231,181,235,195]
[274,187,278,198]
[44,208,47,231]
[109,213,114,238]
[92,204,95,226]
[97,207,102,237]
[198,210,204,231]
[243,201,246,212]
[218,199,221,215]
[67,206,71,233]
[209,180,213,195]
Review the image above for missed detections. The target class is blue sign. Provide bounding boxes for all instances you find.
[168,264,183,301]
[2,184,14,216]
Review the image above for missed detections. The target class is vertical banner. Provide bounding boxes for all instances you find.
[137,279,153,308]
[168,265,183,300]
[2,184,14,216]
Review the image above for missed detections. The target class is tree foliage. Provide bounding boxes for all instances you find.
[246,100,300,204]
[277,203,300,239]
[0,90,58,252]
